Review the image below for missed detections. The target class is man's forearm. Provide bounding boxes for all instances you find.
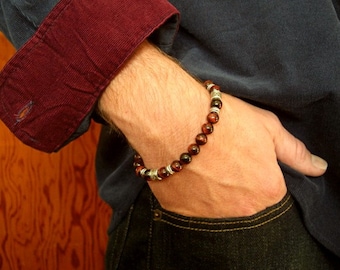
[99,41,211,168]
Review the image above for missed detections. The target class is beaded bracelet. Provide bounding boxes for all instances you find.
[133,80,222,181]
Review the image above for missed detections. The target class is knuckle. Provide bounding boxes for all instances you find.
[293,139,308,163]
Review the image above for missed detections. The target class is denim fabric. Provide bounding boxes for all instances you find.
[106,185,340,270]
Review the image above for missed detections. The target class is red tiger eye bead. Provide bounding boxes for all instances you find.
[196,133,208,145]
[158,167,170,179]
[202,123,214,134]
[133,154,144,166]
[204,80,213,86]
[171,160,183,172]
[211,99,222,109]
[207,112,219,124]
[204,80,214,90]
[188,144,200,155]
[211,84,220,92]
[180,153,192,164]
[133,162,142,167]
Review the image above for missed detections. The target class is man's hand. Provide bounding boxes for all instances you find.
[146,94,327,218]
[99,41,327,218]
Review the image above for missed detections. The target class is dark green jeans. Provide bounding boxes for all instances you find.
[106,185,340,270]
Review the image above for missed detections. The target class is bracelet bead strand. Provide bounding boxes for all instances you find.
[133,80,223,181]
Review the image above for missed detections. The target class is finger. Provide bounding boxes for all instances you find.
[274,127,327,177]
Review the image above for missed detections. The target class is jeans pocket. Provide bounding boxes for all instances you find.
[150,192,337,270]
[152,192,293,233]
[106,186,339,270]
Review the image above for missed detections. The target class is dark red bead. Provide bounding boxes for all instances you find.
[204,80,213,87]
[133,154,144,166]
[135,166,145,177]
[158,167,170,179]
[207,112,219,124]
[188,144,200,155]
[171,160,183,172]
[202,123,214,134]
[211,99,222,109]
[210,85,220,92]
[195,133,208,145]
[180,153,192,164]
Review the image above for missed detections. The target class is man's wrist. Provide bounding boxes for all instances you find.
[98,41,211,167]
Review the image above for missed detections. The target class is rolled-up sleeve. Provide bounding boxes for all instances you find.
[0,0,179,152]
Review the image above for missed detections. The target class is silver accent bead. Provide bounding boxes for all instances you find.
[166,164,175,175]
[210,89,222,100]
[149,169,162,181]
[210,107,220,114]
[140,168,148,177]
[206,83,215,92]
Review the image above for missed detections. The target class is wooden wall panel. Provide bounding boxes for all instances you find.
[0,33,111,269]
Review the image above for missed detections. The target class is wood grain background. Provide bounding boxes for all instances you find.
[0,32,111,269]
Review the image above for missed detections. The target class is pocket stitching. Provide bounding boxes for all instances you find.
[154,195,294,232]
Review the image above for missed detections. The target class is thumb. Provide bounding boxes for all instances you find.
[274,127,328,177]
